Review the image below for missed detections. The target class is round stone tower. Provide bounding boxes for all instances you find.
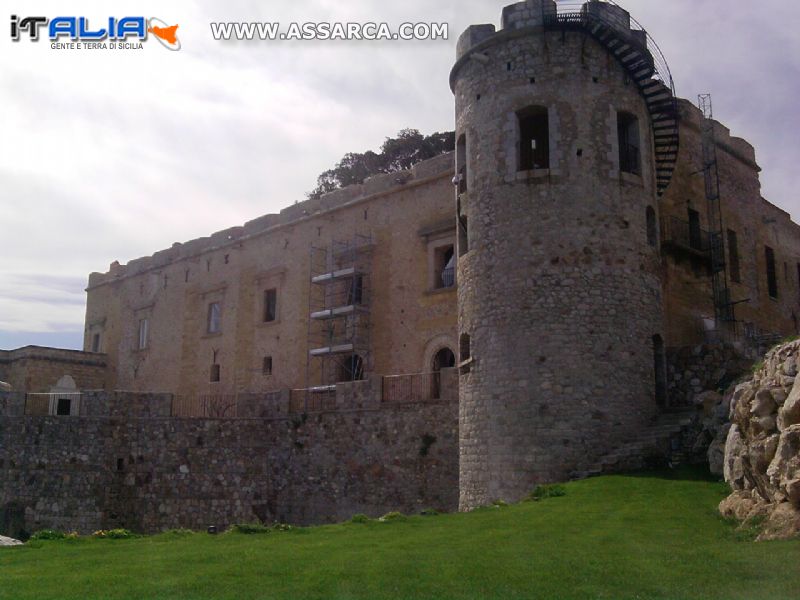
[452,0,677,509]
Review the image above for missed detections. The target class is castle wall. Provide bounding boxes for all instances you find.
[453,8,663,507]
[0,347,106,392]
[83,154,458,395]
[660,100,800,347]
[0,388,458,536]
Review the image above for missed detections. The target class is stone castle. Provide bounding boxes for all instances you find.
[3,0,800,535]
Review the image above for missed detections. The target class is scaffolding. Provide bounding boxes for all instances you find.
[698,93,735,327]
[303,233,373,406]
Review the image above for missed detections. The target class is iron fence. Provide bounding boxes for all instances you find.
[382,372,442,404]
[24,392,82,416]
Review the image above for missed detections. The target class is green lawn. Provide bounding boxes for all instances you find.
[1,468,798,600]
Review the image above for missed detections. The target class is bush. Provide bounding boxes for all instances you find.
[30,529,66,540]
[349,514,371,524]
[378,512,406,523]
[271,523,294,532]
[419,508,439,516]
[527,484,567,501]
[491,499,509,508]
[92,529,136,539]
[229,523,271,535]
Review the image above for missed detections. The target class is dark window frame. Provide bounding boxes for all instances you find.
[517,106,550,171]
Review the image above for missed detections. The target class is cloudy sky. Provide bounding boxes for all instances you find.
[1,0,798,350]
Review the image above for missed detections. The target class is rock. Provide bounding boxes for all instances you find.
[778,385,800,430]
[708,438,725,476]
[756,502,800,541]
[0,381,11,392]
[751,389,776,417]
[724,425,745,488]
[721,340,800,540]
[0,535,23,546]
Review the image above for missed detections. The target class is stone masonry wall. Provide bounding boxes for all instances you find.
[667,343,754,406]
[0,389,458,537]
[0,347,107,393]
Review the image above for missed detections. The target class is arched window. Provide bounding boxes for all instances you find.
[652,334,666,407]
[617,112,641,175]
[517,106,549,170]
[646,206,657,247]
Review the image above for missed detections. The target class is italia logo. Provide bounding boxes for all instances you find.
[10,15,181,50]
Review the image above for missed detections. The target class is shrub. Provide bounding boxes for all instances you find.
[271,523,294,532]
[349,514,371,524]
[30,529,66,541]
[378,512,406,523]
[229,523,271,535]
[92,529,136,539]
[491,499,509,508]
[527,484,567,501]
[419,508,439,516]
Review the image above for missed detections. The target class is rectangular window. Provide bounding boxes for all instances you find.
[262,356,273,376]
[137,318,148,350]
[434,245,456,289]
[209,364,221,383]
[766,246,778,299]
[263,289,277,322]
[518,107,549,171]
[207,302,222,333]
[617,112,641,175]
[91,333,101,353]
[727,230,740,283]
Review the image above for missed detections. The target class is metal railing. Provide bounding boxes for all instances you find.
[662,216,714,254]
[289,388,336,413]
[382,372,443,403]
[24,393,82,416]
[440,266,455,288]
[542,1,675,96]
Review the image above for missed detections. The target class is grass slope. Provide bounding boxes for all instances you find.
[1,468,798,600]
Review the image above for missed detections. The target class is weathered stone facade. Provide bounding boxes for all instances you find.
[0,385,458,537]
[0,346,106,393]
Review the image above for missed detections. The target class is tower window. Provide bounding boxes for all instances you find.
[766,246,778,299]
[264,289,277,322]
[727,230,741,283]
[137,318,148,350]
[617,112,641,175]
[687,209,702,251]
[459,333,472,374]
[262,356,273,376]
[209,363,221,383]
[646,206,657,247]
[91,333,101,353]
[456,134,467,194]
[207,302,222,333]
[517,106,549,171]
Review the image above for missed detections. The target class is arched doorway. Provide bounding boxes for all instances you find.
[431,347,455,399]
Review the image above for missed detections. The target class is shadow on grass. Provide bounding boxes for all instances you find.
[610,464,720,483]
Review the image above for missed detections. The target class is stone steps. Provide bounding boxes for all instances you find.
[570,410,695,479]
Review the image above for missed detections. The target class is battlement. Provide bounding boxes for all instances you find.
[87,152,453,289]
[454,0,647,70]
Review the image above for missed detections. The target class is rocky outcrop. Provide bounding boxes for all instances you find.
[0,381,11,392]
[0,534,23,547]
[720,340,800,540]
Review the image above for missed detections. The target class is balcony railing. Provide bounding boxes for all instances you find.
[440,266,455,288]
[662,216,714,255]
[382,372,443,403]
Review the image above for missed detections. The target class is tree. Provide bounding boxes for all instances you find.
[307,129,454,199]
